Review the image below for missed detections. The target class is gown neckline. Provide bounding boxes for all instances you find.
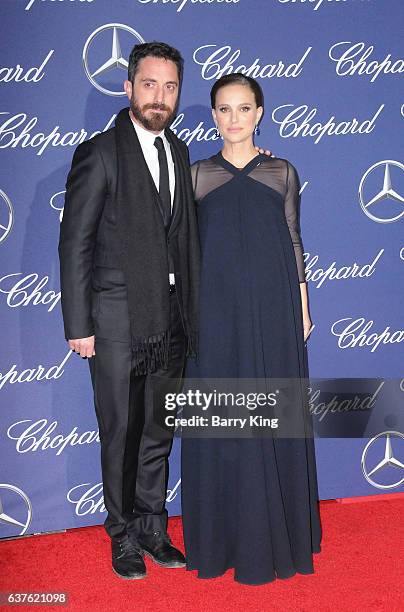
[214,151,267,176]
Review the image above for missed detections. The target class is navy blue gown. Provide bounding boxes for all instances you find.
[181,153,322,585]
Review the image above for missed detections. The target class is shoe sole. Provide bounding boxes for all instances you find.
[112,567,147,580]
[142,550,186,568]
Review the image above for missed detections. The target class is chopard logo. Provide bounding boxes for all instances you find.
[193,44,312,80]
[67,483,105,516]
[25,0,94,11]
[170,113,219,146]
[329,41,404,83]
[7,419,99,456]
[0,273,61,312]
[0,50,54,83]
[138,0,239,11]
[0,351,72,391]
[0,111,220,154]
[272,103,384,144]
[0,112,115,156]
[278,0,368,9]
[68,480,181,516]
[331,318,404,352]
[309,381,383,423]
[304,249,383,288]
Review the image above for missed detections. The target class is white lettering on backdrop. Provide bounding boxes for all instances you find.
[0,113,220,154]
[331,319,404,352]
[0,51,54,83]
[279,0,351,10]
[0,351,72,391]
[170,113,219,146]
[308,381,384,423]
[67,483,105,516]
[25,0,94,11]
[7,419,99,456]
[0,273,61,312]
[272,103,384,144]
[304,249,384,288]
[138,0,239,12]
[0,103,384,152]
[329,42,404,83]
[0,113,116,156]
[193,44,312,80]
[50,191,66,222]
[67,480,181,515]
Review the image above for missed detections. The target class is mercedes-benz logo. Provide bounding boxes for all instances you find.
[0,484,32,537]
[0,189,14,244]
[358,160,404,223]
[82,23,145,96]
[361,431,404,490]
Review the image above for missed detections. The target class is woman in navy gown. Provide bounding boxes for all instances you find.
[181,74,322,585]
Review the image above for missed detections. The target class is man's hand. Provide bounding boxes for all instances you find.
[255,145,274,157]
[68,336,95,358]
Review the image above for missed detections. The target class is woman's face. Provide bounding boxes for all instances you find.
[212,83,263,145]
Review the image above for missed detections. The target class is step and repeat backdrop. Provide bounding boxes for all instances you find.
[1,0,403,538]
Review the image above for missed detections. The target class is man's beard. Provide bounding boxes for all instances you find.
[130,99,175,132]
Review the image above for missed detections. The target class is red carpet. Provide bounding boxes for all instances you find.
[1,496,403,611]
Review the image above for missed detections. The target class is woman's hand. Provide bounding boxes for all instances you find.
[303,317,314,343]
[255,146,274,157]
[299,283,313,343]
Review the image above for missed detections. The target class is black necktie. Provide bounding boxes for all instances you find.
[154,136,171,224]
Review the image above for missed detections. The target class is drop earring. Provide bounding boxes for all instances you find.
[254,124,260,136]
[214,125,221,139]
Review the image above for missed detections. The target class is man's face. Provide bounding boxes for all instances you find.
[124,56,180,133]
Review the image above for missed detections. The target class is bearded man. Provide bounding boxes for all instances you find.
[59,42,200,580]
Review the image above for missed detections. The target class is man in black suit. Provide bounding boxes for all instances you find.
[59,42,200,580]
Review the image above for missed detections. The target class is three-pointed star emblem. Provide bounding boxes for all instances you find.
[361,431,404,489]
[82,23,145,96]
[358,160,404,223]
[366,163,404,209]
[0,484,32,537]
[91,27,128,79]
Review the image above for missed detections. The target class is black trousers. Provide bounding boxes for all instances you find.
[88,267,186,540]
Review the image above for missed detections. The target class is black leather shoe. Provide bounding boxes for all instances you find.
[111,536,146,579]
[137,531,186,568]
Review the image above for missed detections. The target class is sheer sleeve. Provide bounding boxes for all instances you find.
[190,161,200,197]
[284,161,306,283]
[190,159,233,203]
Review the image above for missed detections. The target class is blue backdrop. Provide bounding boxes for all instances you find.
[1,0,403,538]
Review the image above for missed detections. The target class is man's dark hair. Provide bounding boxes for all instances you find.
[210,73,264,109]
[128,41,184,84]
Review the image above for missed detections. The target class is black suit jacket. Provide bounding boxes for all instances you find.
[58,125,191,340]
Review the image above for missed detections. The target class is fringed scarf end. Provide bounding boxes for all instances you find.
[131,329,171,375]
